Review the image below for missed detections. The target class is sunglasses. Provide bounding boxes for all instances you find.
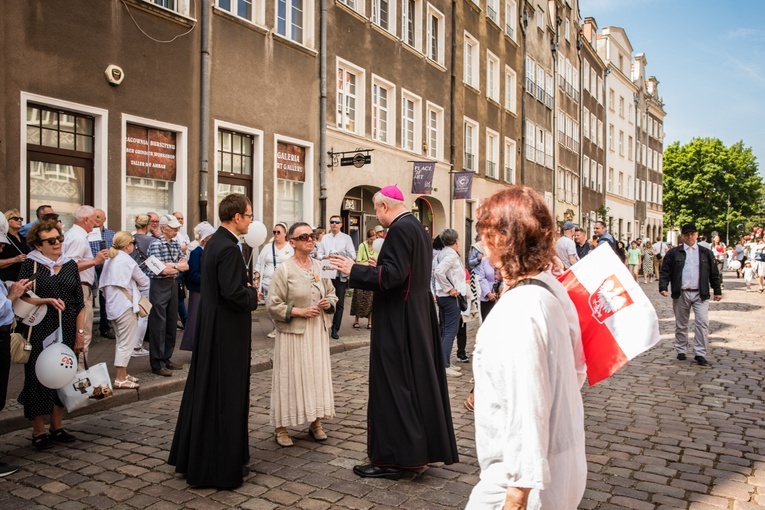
[329,220,342,225]
[9,216,23,222]
[273,230,285,235]
[291,233,317,242]
[39,234,65,246]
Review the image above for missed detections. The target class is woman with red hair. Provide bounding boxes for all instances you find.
[466,186,587,510]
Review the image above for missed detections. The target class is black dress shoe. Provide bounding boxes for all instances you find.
[677,353,687,361]
[695,355,709,366]
[100,330,116,339]
[352,464,403,479]
[331,330,340,340]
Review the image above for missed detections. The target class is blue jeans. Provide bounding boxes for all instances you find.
[436,296,461,368]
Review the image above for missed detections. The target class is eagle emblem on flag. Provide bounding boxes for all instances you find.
[588,275,634,324]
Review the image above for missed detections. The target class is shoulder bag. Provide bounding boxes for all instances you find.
[118,287,152,318]
[10,261,37,364]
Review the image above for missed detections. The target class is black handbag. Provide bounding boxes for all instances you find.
[456,294,468,312]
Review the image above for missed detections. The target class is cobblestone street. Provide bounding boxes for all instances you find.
[2,272,765,509]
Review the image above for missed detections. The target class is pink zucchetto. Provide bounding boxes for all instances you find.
[379,185,404,201]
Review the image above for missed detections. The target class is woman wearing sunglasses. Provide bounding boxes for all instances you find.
[254,222,293,338]
[17,219,86,450]
[267,223,338,447]
[0,209,30,281]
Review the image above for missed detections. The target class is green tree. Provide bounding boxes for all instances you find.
[663,138,763,238]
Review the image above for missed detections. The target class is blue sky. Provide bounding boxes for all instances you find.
[579,0,765,175]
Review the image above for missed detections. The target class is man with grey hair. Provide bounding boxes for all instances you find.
[330,185,458,480]
[63,205,109,362]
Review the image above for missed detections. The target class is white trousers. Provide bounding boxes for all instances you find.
[112,308,138,368]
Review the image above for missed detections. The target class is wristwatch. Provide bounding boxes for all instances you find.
[174,263,178,270]
[77,329,85,334]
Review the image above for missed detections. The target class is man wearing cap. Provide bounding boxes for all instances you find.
[555,221,579,269]
[659,223,722,367]
[0,215,33,477]
[330,185,458,480]
[146,214,189,376]
[62,205,109,362]
[318,215,356,339]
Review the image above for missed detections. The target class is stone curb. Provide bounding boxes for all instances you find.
[0,337,371,436]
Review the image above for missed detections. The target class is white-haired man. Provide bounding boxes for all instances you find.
[62,205,109,362]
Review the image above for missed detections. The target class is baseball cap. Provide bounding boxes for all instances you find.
[681,223,697,235]
[197,223,217,241]
[562,221,578,230]
[374,225,384,233]
[159,214,182,229]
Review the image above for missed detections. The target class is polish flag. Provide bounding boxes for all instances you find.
[558,244,661,385]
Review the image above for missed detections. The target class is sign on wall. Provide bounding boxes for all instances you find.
[276,142,306,181]
[125,124,177,181]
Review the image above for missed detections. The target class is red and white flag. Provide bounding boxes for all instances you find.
[558,244,661,385]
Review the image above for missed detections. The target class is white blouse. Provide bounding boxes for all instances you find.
[99,251,150,320]
[254,242,294,289]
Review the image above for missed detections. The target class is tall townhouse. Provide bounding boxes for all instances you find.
[1,0,319,231]
[326,0,454,244]
[454,0,523,249]
[521,0,556,210]
[597,26,637,242]
[553,0,581,225]
[579,17,606,236]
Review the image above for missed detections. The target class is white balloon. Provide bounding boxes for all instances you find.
[728,260,741,270]
[36,343,78,389]
[372,238,385,254]
[244,221,268,248]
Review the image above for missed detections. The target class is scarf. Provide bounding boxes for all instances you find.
[26,250,72,275]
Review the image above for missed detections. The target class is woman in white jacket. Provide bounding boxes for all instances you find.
[100,231,150,389]
[433,228,467,377]
[254,222,293,338]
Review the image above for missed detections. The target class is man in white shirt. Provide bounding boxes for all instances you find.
[554,222,579,269]
[319,215,356,339]
[173,211,190,329]
[62,205,109,362]
[652,236,668,277]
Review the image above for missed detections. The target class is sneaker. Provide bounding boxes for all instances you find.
[131,348,150,357]
[450,365,462,372]
[444,367,463,377]
[0,462,19,477]
[267,329,277,339]
[457,354,470,363]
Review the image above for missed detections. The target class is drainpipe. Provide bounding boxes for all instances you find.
[520,7,528,184]
[551,15,561,219]
[577,36,583,226]
[449,0,456,229]
[319,0,328,227]
[198,0,211,222]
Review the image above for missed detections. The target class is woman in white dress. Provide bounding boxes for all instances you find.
[267,222,338,447]
[467,186,587,510]
[255,222,293,338]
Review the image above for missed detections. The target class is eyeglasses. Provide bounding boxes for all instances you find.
[329,220,342,225]
[291,233,317,242]
[39,235,65,246]
[273,230,284,235]
[9,216,23,222]
[243,213,254,219]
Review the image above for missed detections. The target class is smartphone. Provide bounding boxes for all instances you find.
[26,272,40,283]
[99,241,107,251]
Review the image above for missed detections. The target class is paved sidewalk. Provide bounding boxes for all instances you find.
[2,271,765,509]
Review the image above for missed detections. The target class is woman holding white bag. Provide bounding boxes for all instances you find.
[99,231,150,389]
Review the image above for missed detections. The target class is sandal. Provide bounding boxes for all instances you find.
[275,427,293,447]
[125,374,140,383]
[352,323,361,329]
[49,428,76,443]
[309,421,327,441]
[114,379,140,389]
[32,433,53,450]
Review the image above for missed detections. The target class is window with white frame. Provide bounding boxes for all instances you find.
[566,172,572,202]
[505,0,517,41]
[536,6,544,30]
[596,76,602,103]
[504,137,516,183]
[545,72,553,108]
[486,129,499,178]
[558,110,565,142]
[487,51,500,102]
[608,167,613,192]
[565,59,572,96]
[597,163,603,191]
[628,102,633,124]
[591,159,598,190]
[619,96,624,118]
[608,124,614,151]
[583,107,589,140]
[337,61,364,135]
[464,32,479,89]
[464,117,479,171]
[618,130,624,156]
[583,60,590,92]
[277,0,315,46]
[536,66,545,102]
[565,116,572,150]
[217,0,261,23]
[505,66,517,113]
[557,168,565,198]
[572,68,579,101]
[590,113,596,141]
[487,0,499,23]
[402,0,422,50]
[426,103,443,160]
[628,135,633,160]
[608,89,614,111]
[618,171,623,195]
[572,174,579,204]
[427,5,445,65]
[545,131,553,168]
[372,77,395,144]
[526,57,535,95]
[536,126,544,165]
[597,120,603,148]
[525,121,535,161]
[573,120,579,153]
[372,0,395,32]
[148,0,192,16]
[582,156,590,188]
[338,0,359,13]
[401,90,421,153]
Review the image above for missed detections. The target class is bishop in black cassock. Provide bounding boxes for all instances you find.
[168,195,259,489]
[332,185,459,479]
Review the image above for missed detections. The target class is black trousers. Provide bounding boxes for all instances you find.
[456,319,467,358]
[480,300,496,322]
[331,278,347,333]
[0,328,10,412]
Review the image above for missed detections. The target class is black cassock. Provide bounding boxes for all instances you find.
[349,212,459,467]
[168,227,259,489]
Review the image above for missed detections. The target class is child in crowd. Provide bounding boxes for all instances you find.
[743,260,755,292]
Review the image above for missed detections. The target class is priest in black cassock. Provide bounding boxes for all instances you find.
[168,194,259,489]
[331,185,459,480]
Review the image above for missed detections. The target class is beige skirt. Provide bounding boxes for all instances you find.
[270,315,335,428]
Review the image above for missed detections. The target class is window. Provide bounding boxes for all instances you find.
[628,135,633,160]
[504,66,517,113]
[565,116,572,150]
[537,66,545,102]
[618,171,623,195]
[504,137,516,183]
[373,0,395,31]
[573,121,579,153]
[597,164,603,191]
[618,130,624,156]
[464,33,479,89]
[217,0,256,22]
[426,103,443,160]
[583,60,590,92]
[608,124,614,151]
[505,0,517,41]
[275,139,312,226]
[372,77,395,144]
[557,110,565,142]
[525,121,535,161]
[536,126,544,165]
[401,90,421,153]
[403,0,422,49]
[536,7,544,30]
[564,18,570,41]
[572,68,579,102]
[338,0,358,12]
[583,156,590,187]
[487,51,500,102]
[619,96,624,118]
[628,103,633,124]
[544,131,553,168]
[337,61,364,135]
[608,89,614,110]
[486,129,499,178]
[277,0,313,46]
[558,168,565,198]
[148,0,191,16]
[608,167,614,192]
[427,5,445,65]
[544,72,553,109]
[596,76,602,104]
[591,159,597,190]
[597,120,603,148]
[487,0,499,24]
[464,117,479,171]
[525,57,535,95]
[590,113,596,141]
[582,107,589,140]
[565,59,572,96]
